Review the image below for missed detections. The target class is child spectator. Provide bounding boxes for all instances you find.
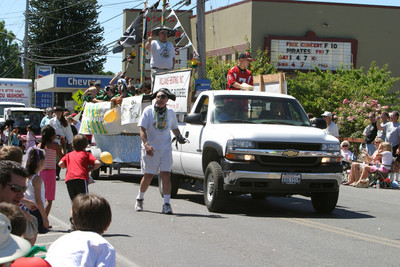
[340,140,354,161]
[0,146,23,164]
[39,126,64,216]
[10,127,21,147]
[0,213,31,266]
[59,134,101,201]
[45,194,115,267]
[0,202,27,237]
[24,125,36,151]
[24,147,49,234]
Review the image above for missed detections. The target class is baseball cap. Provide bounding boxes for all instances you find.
[0,213,31,264]
[321,111,332,117]
[94,81,101,86]
[238,52,254,61]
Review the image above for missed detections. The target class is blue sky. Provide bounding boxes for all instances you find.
[0,0,399,75]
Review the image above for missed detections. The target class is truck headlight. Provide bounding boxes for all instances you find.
[226,140,255,151]
[321,143,340,151]
[226,140,255,161]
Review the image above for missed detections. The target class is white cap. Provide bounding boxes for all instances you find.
[321,111,332,117]
[0,213,31,264]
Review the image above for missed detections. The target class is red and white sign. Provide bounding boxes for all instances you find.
[153,69,191,113]
[265,32,358,71]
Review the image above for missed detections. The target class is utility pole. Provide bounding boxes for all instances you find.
[23,0,29,79]
[196,0,206,79]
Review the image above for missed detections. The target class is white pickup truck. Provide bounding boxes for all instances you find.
[171,90,342,213]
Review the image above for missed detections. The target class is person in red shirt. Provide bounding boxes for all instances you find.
[59,134,101,201]
[226,52,254,90]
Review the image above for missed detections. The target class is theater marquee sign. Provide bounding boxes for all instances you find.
[265,31,358,71]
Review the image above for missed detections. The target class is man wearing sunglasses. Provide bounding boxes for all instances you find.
[0,160,29,206]
[135,89,186,215]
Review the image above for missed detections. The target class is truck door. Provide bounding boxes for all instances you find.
[179,95,209,177]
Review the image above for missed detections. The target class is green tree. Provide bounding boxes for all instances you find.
[28,0,106,75]
[287,62,400,117]
[0,21,23,78]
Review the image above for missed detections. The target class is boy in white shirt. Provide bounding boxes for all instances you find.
[45,194,115,267]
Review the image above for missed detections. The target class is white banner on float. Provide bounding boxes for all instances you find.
[153,69,191,113]
[121,95,143,125]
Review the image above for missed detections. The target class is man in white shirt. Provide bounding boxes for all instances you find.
[135,89,186,215]
[322,111,339,139]
[145,26,176,85]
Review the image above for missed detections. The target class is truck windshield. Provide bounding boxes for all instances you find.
[212,95,311,126]
[11,111,43,135]
[0,104,25,118]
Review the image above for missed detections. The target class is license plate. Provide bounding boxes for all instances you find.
[281,173,301,184]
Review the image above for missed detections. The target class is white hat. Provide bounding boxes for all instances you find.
[0,213,31,264]
[321,111,332,117]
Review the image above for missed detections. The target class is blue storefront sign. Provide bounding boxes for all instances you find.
[195,79,211,91]
[35,92,53,109]
[56,76,112,89]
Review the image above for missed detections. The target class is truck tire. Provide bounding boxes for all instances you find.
[204,161,228,212]
[311,191,339,214]
[91,168,100,180]
[158,173,180,198]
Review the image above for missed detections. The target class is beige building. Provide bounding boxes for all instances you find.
[123,1,400,85]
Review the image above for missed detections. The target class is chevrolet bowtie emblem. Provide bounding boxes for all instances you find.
[282,150,299,157]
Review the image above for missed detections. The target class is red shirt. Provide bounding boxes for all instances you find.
[226,65,253,90]
[61,151,97,182]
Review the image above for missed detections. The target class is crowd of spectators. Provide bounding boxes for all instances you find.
[339,110,400,189]
[82,71,152,105]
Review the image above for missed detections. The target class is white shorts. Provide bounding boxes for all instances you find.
[141,148,173,174]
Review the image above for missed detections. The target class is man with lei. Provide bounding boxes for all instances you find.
[135,88,186,214]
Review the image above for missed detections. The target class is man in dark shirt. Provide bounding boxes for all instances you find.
[363,112,378,155]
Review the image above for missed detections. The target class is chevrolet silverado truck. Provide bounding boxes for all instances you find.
[171,90,342,213]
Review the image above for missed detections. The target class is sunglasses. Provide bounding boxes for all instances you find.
[342,145,349,147]
[156,94,167,99]
[6,184,27,193]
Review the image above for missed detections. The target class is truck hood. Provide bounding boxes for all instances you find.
[212,123,338,144]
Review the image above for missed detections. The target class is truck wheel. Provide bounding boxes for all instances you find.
[311,191,339,214]
[204,161,228,212]
[158,173,180,198]
[91,168,100,180]
[251,193,268,200]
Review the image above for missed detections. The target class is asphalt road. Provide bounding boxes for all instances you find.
[35,168,400,266]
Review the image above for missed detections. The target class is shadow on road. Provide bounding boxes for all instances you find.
[97,173,373,220]
[103,234,132,238]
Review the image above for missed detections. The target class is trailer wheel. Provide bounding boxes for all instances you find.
[158,173,180,198]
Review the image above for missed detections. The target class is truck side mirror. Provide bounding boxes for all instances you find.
[311,118,327,129]
[185,113,204,125]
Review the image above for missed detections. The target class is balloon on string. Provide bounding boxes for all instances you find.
[104,109,117,123]
[100,151,113,164]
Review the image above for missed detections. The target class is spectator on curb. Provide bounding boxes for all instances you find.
[40,108,54,128]
[377,111,389,140]
[45,194,115,267]
[321,111,339,139]
[363,112,378,156]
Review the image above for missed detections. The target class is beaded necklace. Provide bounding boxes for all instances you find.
[154,106,168,130]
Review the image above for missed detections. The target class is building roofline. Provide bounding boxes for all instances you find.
[190,0,400,18]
